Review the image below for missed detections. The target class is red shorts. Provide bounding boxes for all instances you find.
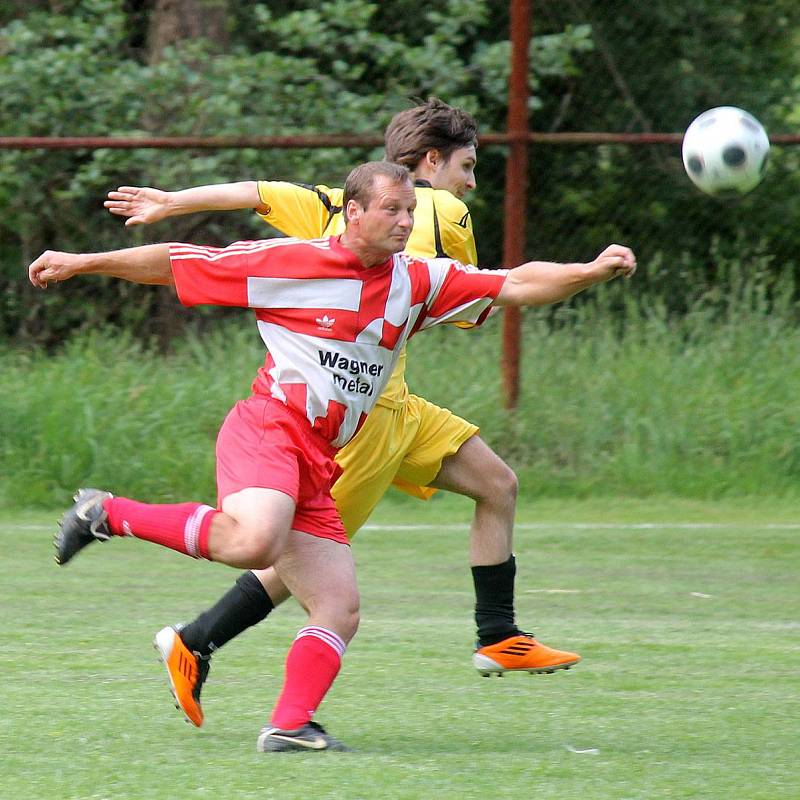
[215,395,347,544]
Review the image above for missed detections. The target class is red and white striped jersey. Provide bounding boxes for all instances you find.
[170,235,507,448]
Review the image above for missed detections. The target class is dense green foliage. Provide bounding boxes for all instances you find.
[3,1,800,343]
[3,260,798,507]
[0,0,590,343]
[4,502,799,797]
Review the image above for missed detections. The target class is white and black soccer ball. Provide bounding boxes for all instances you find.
[681,106,770,197]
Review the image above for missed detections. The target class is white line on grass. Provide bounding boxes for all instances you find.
[566,745,601,755]
[361,522,800,531]
[13,521,800,532]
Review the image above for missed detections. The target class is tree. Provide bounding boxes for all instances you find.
[147,0,230,61]
[2,0,799,343]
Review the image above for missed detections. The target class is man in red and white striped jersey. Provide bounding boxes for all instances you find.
[28,160,636,753]
[170,228,502,453]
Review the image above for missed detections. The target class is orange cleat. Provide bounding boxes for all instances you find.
[153,626,210,727]
[473,633,581,677]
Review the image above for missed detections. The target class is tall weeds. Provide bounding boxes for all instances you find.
[3,256,799,507]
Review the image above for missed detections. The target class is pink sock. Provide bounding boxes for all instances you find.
[270,627,346,730]
[103,497,216,559]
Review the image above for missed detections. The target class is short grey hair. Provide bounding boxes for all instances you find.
[342,161,412,215]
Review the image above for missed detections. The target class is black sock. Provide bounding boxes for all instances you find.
[471,555,522,647]
[179,571,275,657]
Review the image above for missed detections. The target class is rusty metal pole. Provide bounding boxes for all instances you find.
[501,0,531,410]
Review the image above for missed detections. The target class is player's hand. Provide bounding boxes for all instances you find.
[590,244,637,280]
[28,250,81,289]
[104,186,171,226]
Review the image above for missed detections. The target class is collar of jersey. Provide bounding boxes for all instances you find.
[413,179,432,188]
[330,235,394,273]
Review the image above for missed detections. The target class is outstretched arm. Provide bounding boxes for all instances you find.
[28,244,173,289]
[494,244,637,307]
[104,181,265,226]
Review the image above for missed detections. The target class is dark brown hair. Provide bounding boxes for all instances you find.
[343,161,412,214]
[384,97,478,170]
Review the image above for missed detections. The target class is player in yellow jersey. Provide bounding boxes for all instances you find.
[105,98,580,728]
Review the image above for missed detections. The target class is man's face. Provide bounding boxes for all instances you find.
[353,176,416,256]
[428,145,477,198]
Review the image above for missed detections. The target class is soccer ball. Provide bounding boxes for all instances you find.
[681,106,770,197]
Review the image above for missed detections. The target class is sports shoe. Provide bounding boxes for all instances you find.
[54,488,113,565]
[153,625,210,728]
[473,633,581,676]
[256,721,351,753]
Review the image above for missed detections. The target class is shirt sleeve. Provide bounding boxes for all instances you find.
[417,259,509,332]
[256,181,343,239]
[169,241,259,308]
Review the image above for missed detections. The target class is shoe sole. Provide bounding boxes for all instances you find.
[258,740,328,753]
[53,522,74,566]
[153,629,202,727]
[473,654,581,677]
[54,507,89,566]
[257,745,353,753]
[257,734,351,753]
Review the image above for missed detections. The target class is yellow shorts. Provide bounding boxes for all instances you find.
[332,394,478,538]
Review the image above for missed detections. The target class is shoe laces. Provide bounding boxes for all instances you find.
[88,513,111,541]
[75,490,112,540]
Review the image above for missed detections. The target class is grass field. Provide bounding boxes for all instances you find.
[2,494,798,800]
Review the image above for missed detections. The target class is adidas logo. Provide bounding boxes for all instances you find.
[316,315,335,331]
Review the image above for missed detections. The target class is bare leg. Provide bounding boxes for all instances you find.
[252,568,292,605]
[208,487,296,568]
[430,435,521,646]
[430,435,581,670]
[429,435,518,566]
[265,532,358,734]
[274,532,359,643]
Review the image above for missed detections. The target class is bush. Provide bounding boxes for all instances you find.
[3,259,798,507]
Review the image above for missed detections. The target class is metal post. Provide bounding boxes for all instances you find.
[501,0,531,409]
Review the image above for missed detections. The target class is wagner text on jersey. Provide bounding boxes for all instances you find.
[318,348,385,396]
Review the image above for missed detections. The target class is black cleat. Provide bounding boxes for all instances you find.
[256,721,351,753]
[55,488,113,565]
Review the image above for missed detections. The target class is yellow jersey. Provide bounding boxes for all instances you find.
[256,179,478,408]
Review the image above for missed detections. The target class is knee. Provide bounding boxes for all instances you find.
[305,590,360,643]
[502,464,519,503]
[339,599,360,643]
[330,596,360,644]
[481,459,519,506]
[236,534,283,570]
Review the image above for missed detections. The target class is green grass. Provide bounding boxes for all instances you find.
[3,496,799,799]
[4,273,800,508]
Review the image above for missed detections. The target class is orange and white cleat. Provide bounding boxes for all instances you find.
[153,626,210,727]
[473,633,581,677]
